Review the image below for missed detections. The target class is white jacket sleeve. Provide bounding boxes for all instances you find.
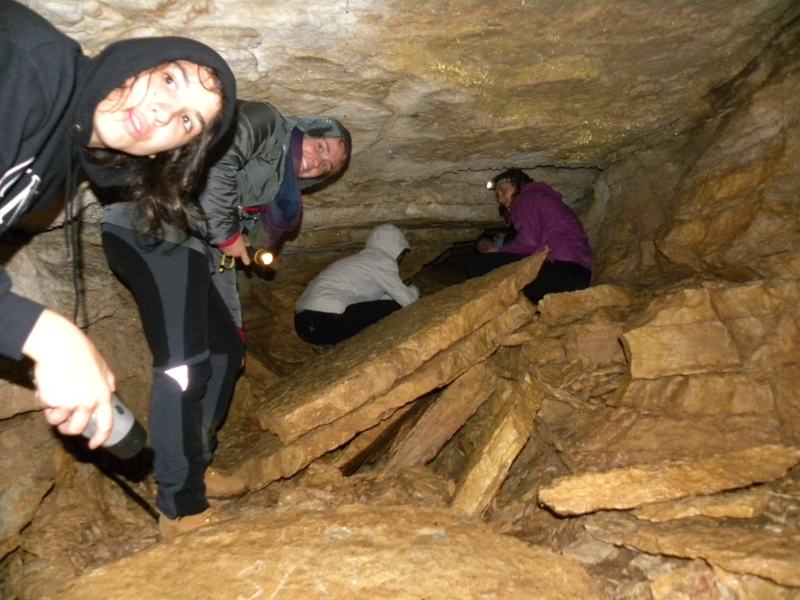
[372,259,420,307]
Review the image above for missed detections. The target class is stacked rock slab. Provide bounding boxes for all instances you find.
[556,278,800,472]
[585,512,800,587]
[538,445,800,515]
[450,371,545,517]
[230,254,544,490]
[534,277,800,592]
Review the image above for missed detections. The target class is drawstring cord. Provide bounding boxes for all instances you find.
[64,130,87,327]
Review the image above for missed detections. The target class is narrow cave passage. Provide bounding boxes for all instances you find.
[3,2,800,598]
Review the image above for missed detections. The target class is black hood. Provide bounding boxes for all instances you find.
[73,36,237,187]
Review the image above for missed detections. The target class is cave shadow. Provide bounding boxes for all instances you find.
[62,434,159,519]
[411,226,509,295]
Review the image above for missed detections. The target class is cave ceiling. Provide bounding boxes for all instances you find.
[29,0,797,253]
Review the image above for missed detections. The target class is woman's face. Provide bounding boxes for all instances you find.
[495,180,517,210]
[90,60,222,156]
[298,135,347,179]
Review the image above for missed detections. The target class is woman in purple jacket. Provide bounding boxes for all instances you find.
[466,168,592,303]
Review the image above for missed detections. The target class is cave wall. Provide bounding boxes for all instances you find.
[2,0,800,590]
[586,9,800,284]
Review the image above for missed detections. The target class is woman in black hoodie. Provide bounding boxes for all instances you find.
[0,1,236,467]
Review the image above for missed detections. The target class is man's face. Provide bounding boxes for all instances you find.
[298,135,347,179]
[91,60,221,156]
[495,181,516,210]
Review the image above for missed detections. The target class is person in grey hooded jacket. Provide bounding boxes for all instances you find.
[195,99,352,329]
[201,100,351,263]
[295,224,420,346]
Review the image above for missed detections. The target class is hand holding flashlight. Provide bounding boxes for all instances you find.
[219,234,250,266]
[250,248,274,267]
[218,234,274,272]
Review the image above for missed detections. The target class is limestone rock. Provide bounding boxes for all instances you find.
[633,487,772,522]
[0,381,38,421]
[233,299,535,490]
[557,407,788,472]
[713,566,800,600]
[59,505,600,600]
[0,533,21,562]
[538,445,800,515]
[561,538,620,566]
[332,403,417,475]
[592,17,800,283]
[538,283,637,326]
[0,414,57,542]
[384,362,495,471]
[562,320,628,367]
[648,562,725,600]
[772,366,800,444]
[451,373,544,517]
[274,463,453,511]
[612,372,779,414]
[656,41,800,280]
[646,562,800,600]
[621,280,800,379]
[257,255,543,443]
[586,512,800,587]
[621,287,742,379]
[17,455,160,599]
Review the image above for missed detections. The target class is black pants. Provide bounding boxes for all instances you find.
[102,225,244,519]
[466,253,591,303]
[295,299,402,345]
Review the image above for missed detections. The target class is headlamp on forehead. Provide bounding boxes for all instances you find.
[487,169,532,193]
[487,178,513,191]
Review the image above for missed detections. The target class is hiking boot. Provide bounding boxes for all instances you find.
[205,467,247,499]
[158,507,217,541]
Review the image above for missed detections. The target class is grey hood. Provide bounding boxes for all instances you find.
[286,114,351,191]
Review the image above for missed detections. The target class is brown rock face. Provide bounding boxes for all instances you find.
[59,505,599,600]
[3,2,800,599]
[586,511,800,587]
[257,254,544,443]
[539,445,800,515]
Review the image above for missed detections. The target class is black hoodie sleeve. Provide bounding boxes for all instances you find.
[0,267,44,360]
[1,1,82,220]
[1,2,69,359]
[0,29,47,194]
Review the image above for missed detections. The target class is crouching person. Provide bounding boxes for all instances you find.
[466,168,592,304]
[295,224,419,347]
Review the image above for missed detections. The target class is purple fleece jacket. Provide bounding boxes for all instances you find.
[500,182,592,270]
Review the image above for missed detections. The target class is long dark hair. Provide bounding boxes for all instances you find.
[85,64,227,233]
